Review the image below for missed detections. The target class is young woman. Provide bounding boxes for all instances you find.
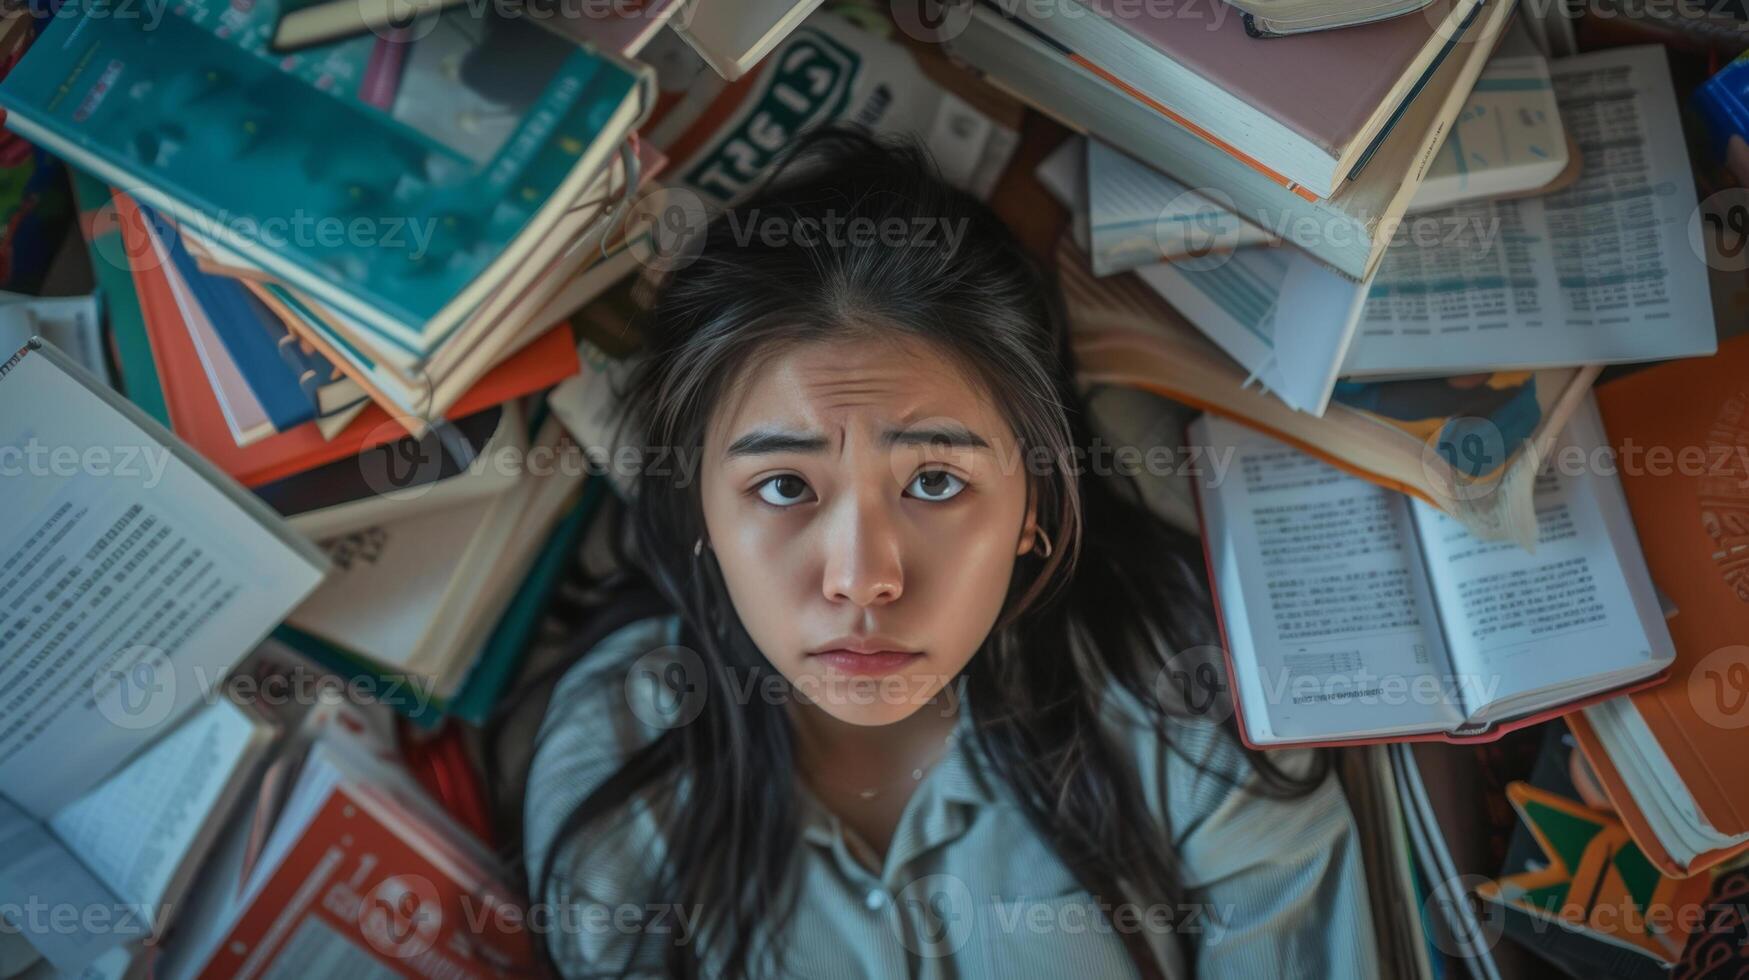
[525,129,1378,979]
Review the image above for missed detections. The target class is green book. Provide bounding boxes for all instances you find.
[70,169,168,428]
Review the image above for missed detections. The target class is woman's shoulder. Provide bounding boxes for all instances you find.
[1097,683,1322,847]
[539,612,688,733]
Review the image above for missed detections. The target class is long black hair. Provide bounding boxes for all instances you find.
[535,127,1327,979]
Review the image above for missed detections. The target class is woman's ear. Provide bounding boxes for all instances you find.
[1016,503,1039,556]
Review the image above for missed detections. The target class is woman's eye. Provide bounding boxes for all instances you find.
[756,474,814,507]
[906,469,966,502]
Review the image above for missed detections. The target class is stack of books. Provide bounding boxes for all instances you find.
[985,2,1744,953]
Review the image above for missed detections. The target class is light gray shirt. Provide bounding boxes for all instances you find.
[525,615,1379,979]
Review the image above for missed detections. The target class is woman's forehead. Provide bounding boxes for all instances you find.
[707,336,1007,447]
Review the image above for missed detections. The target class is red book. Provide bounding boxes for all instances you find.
[194,731,537,979]
[116,192,579,487]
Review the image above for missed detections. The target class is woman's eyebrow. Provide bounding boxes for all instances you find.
[724,424,992,458]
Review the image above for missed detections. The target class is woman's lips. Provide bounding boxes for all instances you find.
[810,650,923,676]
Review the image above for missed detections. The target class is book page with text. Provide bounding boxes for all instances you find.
[1409,398,1674,725]
[1343,45,1714,376]
[1196,415,1464,743]
[0,342,324,818]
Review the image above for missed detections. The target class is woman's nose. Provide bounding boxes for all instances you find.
[821,495,903,607]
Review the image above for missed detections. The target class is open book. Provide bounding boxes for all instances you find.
[0,339,326,818]
[0,696,276,975]
[1192,397,1675,746]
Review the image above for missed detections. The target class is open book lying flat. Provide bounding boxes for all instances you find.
[1191,396,1676,747]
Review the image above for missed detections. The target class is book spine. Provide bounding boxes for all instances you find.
[141,206,318,433]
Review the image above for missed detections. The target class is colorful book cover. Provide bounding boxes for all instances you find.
[0,0,641,354]
[1477,724,1712,977]
[140,204,318,434]
[123,186,580,486]
[70,168,167,426]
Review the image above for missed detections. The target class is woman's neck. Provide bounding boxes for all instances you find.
[788,685,963,863]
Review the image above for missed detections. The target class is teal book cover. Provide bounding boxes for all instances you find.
[0,0,640,356]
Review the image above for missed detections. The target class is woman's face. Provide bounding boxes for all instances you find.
[700,333,1038,727]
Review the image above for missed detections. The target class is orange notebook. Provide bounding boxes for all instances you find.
[1566,335,1749,877]
[119,194,580,488]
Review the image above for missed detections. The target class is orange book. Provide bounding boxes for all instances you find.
[118,193,580,488]
[195,731,538,979]
[1566,334,1749,877]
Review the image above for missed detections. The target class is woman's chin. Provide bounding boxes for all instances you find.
[789,665,953,727]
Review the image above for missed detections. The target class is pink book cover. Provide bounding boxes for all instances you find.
[1081,0,1458,158]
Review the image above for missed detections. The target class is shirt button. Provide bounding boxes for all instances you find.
[864,889,887,910]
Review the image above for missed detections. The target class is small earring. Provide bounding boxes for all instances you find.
[1035,528,1052,559]
[693,537,705,558]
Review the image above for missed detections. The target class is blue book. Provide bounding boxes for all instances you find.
[0,0,647,360]
[139,205,318,434]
